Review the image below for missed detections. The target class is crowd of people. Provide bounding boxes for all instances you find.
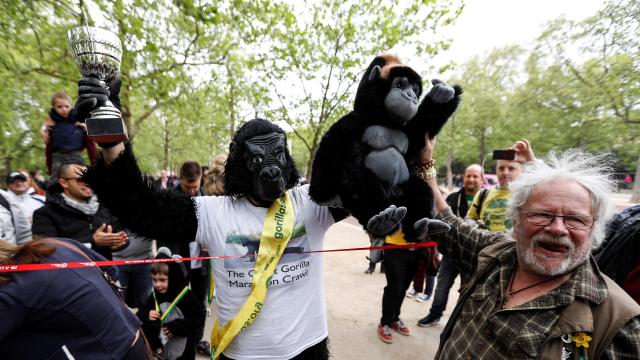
[1,68,640,360]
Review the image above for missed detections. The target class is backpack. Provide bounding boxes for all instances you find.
[0,192,10,212]
[595,205,640,286]
[471,188,489,213]
[0,192,15,228]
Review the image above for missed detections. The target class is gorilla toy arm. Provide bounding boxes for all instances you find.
[405,80,463,159]
[83,144,198,246]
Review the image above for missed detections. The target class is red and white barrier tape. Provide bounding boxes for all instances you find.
[0,241,437,273]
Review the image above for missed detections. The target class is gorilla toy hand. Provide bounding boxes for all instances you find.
[427,79,455,104]
[413,217,451,241]
[367,205,407,236]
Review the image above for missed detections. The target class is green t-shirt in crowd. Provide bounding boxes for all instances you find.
[466,187,512,232]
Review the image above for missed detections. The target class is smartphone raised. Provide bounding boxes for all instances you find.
[492,149,516,160]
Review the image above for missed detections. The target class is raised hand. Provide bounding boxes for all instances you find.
[428,79,455,104]
[512,139,536,163]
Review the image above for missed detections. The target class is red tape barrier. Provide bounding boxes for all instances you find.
[0,241,437,273]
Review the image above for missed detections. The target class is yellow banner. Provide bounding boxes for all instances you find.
[210,192,294,359]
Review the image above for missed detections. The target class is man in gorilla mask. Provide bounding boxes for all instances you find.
[77,75,398,360]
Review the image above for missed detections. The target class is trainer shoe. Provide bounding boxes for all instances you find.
[364,265,375,274]
[405,288,417,298]
[390,320,410,336]
[416,293,431,302]
[377,324,393,343]
[417,314,441,327]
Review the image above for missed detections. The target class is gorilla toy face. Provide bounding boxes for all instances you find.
[354,56,424,126]
[244,132,288,205]
[383,76,420,124]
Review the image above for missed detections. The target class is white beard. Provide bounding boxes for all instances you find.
[517,232,590,276]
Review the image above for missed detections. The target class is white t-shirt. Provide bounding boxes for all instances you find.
[7,190,45,224]
[195,185,334,359]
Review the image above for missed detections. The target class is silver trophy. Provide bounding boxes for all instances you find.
[67,26,128,142]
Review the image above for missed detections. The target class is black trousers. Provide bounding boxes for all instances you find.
[380,244,418,326]
[219,338,329,360]
[190,265,209,341]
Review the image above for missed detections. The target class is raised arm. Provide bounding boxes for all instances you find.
[419,135,503,276]
[83,144,198,246]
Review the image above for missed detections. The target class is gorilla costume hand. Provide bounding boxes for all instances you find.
[75,75,122,148]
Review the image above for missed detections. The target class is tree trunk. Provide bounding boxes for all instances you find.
[446,116,455,190]
[479,127,487,165]
[162,118,170,171]
[446,146,453,190]
[631,154,640,203]
[305,148,315,181]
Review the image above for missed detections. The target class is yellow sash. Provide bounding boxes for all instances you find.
[210,192,294,359]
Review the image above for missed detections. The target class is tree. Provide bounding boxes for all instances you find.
[531,0,640,200]
[437,46,526,180]
[259,0,464,178]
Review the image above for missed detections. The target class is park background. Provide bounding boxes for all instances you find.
[1,0,638,200]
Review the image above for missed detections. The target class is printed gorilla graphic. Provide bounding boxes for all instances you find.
[222,222,312,289]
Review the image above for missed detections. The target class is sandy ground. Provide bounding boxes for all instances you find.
[198,192,638,359]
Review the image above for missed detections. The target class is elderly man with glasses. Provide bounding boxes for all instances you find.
[418,137,640,359]
[32,163,128,259]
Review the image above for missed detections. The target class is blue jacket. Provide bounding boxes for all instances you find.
[0,239,141,359]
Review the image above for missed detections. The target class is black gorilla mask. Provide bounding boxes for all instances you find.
[244,132,288,205]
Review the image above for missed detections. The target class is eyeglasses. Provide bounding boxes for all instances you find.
[521,210,595,230]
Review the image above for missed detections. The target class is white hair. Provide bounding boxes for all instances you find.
[507,149,616,248]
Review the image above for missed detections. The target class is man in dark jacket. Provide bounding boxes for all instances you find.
[173,160,211,356]
[418,164,483,327]
[32,163,127,259]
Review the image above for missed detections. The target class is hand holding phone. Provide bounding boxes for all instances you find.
[492,149,516,160]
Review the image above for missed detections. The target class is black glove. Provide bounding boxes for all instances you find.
[75,76,122,122]
[75,76,123,149]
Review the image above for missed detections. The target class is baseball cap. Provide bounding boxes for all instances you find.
[6,171,27,184]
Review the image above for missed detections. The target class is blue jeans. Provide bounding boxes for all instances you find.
[427,256,467,318]
[116,263,152,308]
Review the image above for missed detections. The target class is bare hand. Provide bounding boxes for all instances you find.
[512,139,535,163]
[75,121,88,133]
[420,134,437,163]
[149,310,161,321]
[162,326,173,338]
[40,118,54,144]
[92,223,129,247]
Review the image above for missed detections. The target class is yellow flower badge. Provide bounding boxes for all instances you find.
[572,332,592,348]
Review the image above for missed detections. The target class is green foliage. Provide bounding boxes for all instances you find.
[259,0,464,178]
[1,0,638,198]
[436,0,639,186]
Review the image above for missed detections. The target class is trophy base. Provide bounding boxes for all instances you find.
[86,117,129,143]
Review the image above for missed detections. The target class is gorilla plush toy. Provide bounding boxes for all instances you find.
[309,54,462,242]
